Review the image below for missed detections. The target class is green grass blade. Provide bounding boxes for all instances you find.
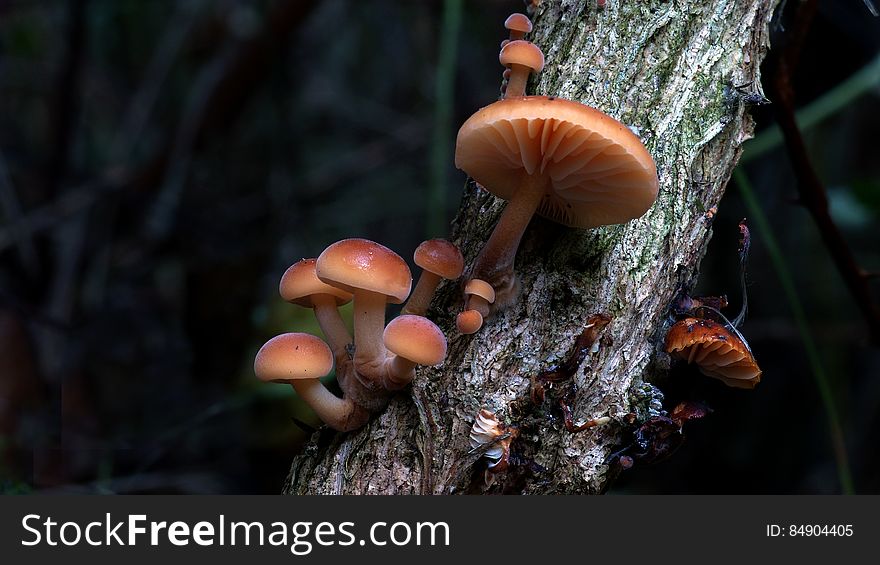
[742,52,880,162]
[735,169,854,494]
[427,0,463,237]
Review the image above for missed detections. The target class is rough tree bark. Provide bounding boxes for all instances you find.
[284,0,779,495]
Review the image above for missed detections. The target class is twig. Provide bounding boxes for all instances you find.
[732,219,750,328]
[736,170,854,494]
[0,153,40,275]
[112,0,206,161]
[141,0,317,242]
[769,0,880,344]
[0,179,117,254]
[45,0,87,199]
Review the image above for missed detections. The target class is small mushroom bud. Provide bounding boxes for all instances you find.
[402,239,464,317]
[504,13,533,41]
[498,40,544,98]
[457,279,495,334]
[382,314,447,390]
[456,309,483,335]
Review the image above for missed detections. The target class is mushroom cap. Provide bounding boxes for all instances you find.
[464,278,496,303]
[414,239,464,280]
[504,13,533,34]
[456,309,484,334]
[383,314,447,366]
[279,258,353,307]
[499,40,544,73]
[455,96,659,228]
[664,318,761,389]
[316,238,412,304]
[254,332,334,383]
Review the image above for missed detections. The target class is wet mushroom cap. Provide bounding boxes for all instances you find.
[414,239,465,280]
[455,96,659,228]
[499,40,544,73]
[456,310,483,334]
[464,278,496,304]
[316,238,412,304]
[383,315,447,366]
[254,333,334,383]
[504,13,532,35]
[279,258,353,307]
[664,318,761,389]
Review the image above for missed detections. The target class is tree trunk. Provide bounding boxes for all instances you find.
[284,0,779,495]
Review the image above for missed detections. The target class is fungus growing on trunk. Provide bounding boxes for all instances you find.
[382,314,447,390]
[453,27,658,332]
[499,15,534,94]
[499,40,544,98]
[457,278,496,334]
[402,239,464,317]
[469,409,518,473]
[664,318,762,389]
[316,238,411,386]
[665,220,760,389]
[504,13,532,41]
[279,258,353,357]
[456,94,658,330]
[254,333,369,432]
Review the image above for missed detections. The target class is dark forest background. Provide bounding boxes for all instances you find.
[0,0,878,494]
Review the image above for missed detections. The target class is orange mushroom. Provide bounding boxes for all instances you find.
[456,95,658,329]
[402,239,464,317]
[457,278,496,335]
[504,13,532,41]
[316,238,411,385]
[499,40,544,98]
[382,314,447,389]
[255,333,369,431]
[279,258,353,357]
[664,317,761,389]
[499,14,534,92]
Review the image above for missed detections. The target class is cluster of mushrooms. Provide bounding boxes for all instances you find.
[453,14,660,333]
[255,238,464,431]
[254,11,760,436]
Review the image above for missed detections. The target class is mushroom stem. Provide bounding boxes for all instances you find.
[312,294,353,356]
[402,271,442,316]
[383,355,417,390]
[352,290,388,383]
[471,173,547,294]
[466,294,491,317]
[290,379,370,432]
[505,63,531,98]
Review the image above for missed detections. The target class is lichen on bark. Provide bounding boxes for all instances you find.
[284,0,779,495]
